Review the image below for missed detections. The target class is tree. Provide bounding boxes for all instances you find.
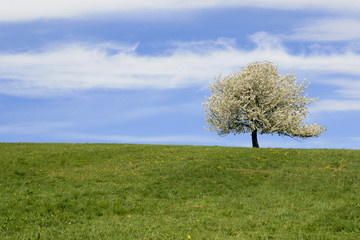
[203,61,326,148]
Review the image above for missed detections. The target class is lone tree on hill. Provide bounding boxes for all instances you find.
[204,61,326,148]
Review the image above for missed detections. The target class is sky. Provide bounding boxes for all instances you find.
[0,0,360,149]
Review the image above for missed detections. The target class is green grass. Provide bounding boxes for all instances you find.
[0,143,359,239]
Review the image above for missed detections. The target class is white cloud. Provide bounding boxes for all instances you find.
[249,31,284,50]
[0,121,73,134]
[1,37,360,96]
[169,38,236,54]
[289,18,360,42]
[323,79,360,98]
[310,99,360,112]
[1,0,360,22]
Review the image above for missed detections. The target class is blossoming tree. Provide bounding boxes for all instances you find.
[204,61,326,148]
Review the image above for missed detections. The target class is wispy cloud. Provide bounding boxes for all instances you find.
[168,38,236,54]
[288,18,360,42]
[310,99,360,112]
[1,36,360,97]
[250,31,285,50]
[0,121,73,134]
[323,79,360,99]
[1,0,359,22]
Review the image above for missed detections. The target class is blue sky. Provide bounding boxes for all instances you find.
[1,0,360,149]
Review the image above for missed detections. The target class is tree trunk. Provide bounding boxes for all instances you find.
[252,130,259,148]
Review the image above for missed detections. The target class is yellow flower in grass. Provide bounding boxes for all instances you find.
[188,235,191,239]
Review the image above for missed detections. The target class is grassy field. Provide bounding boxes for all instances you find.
[0,143,359,239]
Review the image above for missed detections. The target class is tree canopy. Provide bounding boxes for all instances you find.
[204,61,326,148]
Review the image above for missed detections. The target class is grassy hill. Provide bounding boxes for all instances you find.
[0,143,359,239]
